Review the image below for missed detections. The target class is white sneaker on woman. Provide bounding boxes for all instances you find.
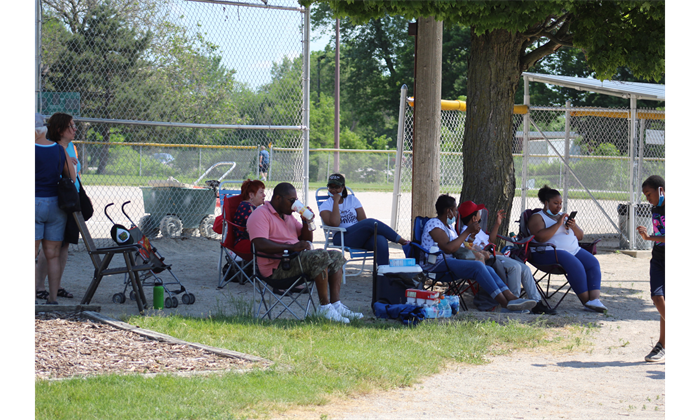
[584,299,607,313]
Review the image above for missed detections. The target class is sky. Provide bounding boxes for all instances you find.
[171,0,332,89]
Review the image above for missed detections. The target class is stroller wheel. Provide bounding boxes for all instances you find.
[165,296,177,308]
[129,290,137,301]
[182,293,195,305]
[112,293,126,304]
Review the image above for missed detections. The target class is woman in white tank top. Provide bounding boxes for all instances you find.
[527,185,606,313]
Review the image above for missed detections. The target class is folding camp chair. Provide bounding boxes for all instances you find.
[402,216,479,311]
[214,194,254,289]
[503,208,601,311]
[72,212,150,314]
[250,244,317,320]
[315,187,373,284]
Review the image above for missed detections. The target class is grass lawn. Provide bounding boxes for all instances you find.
[35,310,592,420]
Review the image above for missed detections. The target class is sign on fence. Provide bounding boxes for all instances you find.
[39,92,81,116]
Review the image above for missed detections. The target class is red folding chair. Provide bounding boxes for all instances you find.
[214,194,254,289]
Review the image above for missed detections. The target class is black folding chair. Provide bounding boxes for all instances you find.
[503,209,601,311]
[250,244,317,320]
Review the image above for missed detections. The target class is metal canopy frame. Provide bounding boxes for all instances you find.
[522,72,665,101]
[521,73,665,249]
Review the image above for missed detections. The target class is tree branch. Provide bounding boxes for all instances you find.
[520,40,565,71]
[519,14,574,71]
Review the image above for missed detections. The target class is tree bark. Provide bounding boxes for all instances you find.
[461,29,525,236]
[412,17,442,228]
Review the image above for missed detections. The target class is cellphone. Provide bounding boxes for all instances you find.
[568,211,577,221]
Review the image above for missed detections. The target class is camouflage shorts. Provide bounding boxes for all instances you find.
[270,249,345,280]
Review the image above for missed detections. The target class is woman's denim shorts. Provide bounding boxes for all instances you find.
[35,196,67,241]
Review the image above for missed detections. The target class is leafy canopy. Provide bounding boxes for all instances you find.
[302,0,664,82]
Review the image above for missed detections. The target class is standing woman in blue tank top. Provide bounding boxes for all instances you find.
[36,113,83,302]
[35,113,76,304]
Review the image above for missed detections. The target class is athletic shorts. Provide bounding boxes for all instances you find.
[649,258,665,297]
[35,196,67,241]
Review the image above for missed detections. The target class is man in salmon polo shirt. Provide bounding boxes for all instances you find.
[247,182,364,323]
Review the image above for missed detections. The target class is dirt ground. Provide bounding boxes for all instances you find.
[50,234,665,419]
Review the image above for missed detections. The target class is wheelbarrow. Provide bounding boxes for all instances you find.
[139,162,236,238]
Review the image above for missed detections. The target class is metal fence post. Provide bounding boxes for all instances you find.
[302,6,311,205]
[521,76,530,216]
[629,97,637,249]
[563,100,571,212]
[391,85,408,231]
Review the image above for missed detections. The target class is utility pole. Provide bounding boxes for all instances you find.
[334,18,340,173]
[411,17,443,225]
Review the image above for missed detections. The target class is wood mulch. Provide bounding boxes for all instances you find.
[35,312,261,380]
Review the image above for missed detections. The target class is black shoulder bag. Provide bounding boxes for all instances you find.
[57,157,81,214]
[77,175,94,221]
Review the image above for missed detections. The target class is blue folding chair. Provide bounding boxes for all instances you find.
[402,216,479,311]
[315,187,373,284]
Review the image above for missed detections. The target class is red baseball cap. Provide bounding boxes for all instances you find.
[458,201,485,218]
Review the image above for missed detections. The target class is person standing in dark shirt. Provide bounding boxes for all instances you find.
[637,175,665,362]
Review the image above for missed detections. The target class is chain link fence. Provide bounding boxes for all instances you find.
[38,0,309,247]
[393,92,665,250]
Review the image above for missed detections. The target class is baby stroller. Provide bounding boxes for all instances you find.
[105,201,195,308]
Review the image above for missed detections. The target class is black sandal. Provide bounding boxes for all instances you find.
[57,288,74,298]
[36,290,49,300]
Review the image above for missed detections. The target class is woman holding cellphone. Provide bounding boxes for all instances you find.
[527,185,605,312]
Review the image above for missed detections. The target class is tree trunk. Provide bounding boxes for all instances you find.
[461,29,525,236]
[412,17,442,228]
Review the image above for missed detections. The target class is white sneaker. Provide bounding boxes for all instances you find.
[333,301,364,320]
[317,304,349,323]
[584,299,607,313]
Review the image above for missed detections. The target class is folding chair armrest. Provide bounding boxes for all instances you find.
[530,241,561,264]
[497,234,535,246]
[321,225,346,233]
[408,242,446,262]
[408,242,431,254]
[91,244,141,255]
[251,250,302,260]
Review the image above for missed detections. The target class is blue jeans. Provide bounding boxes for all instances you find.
[333,219,401,266]
[529,248,601,295]
[432,258,510,299]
